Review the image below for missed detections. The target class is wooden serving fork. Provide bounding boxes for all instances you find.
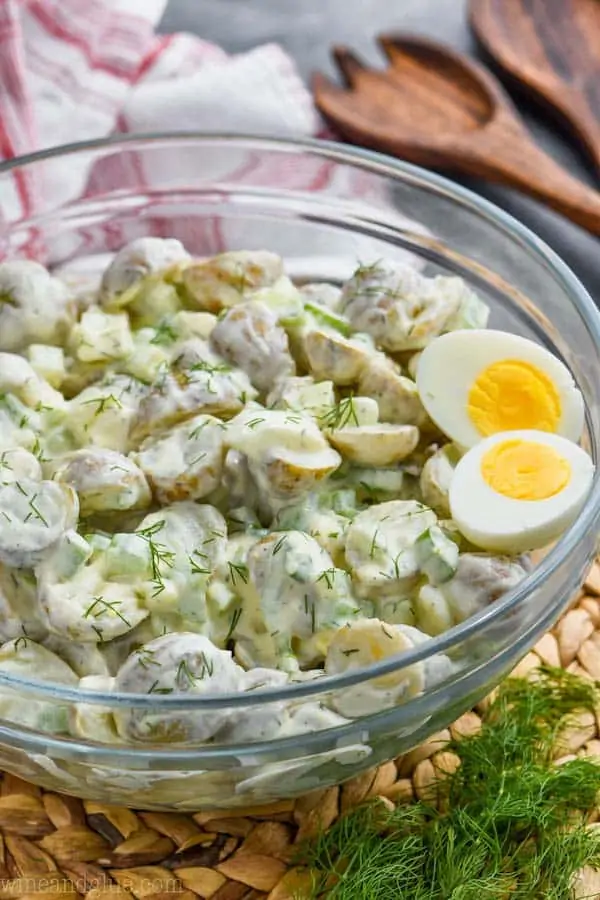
[312,34,600,235]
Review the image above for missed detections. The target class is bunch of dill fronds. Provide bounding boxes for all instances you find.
[303,669,600,899]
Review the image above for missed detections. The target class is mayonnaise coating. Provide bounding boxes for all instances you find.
[210,301,295,392]
[0,261,74,352]
[113,633,245,743]
[0,477,78,568]
[0,244,567,756]
[100,238,190,304]
[132,414,226,504]
[52,448,151,516]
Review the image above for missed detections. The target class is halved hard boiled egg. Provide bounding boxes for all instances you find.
[416,330,584,448]
[449,430,594,553]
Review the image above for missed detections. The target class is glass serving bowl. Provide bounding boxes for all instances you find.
[1,134,599,811]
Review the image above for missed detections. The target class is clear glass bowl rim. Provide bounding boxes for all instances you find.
[0,131,599,712]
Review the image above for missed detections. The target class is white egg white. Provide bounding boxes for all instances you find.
[416,330,584,448]
[449,429,595,553]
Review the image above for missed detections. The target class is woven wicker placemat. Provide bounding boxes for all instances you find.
[2,563,600,900]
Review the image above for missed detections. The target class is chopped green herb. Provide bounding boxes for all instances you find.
[319,396,359,431]
[271,535,288,555]
[228,561,249,587]
[226,606,243,642]
[83,596,132,627]
[81,393,123,414]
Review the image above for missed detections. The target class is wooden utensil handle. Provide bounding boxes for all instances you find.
[465,120,600,235]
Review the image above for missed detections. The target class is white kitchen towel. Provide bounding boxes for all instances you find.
[0,0,322,219]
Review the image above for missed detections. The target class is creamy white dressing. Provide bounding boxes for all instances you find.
[0,241,531,750]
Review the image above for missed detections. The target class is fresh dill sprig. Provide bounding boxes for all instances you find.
[149,319,178,346]
[83,595,131,627]
[226,606,243,642]
[81,393,123,415]
[319,396,359,431]
[135,520,175,597]
[300,669,600,900]
[228,561,249,587]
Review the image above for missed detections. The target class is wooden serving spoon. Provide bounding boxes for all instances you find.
[312,34,600,235]
[470,0,600,173]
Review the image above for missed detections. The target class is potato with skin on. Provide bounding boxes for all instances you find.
[0,260,75,352]
[132,414,227,504]
[100,237,191,305]
[340,261,464,352]
[210,300,295,393]
[0,476,79,569]
[131,352,256,444]
[0,352,66,411]
[52,448,151,516]
[113,632,245,743]
[328,423,420,467]
[420,444,462,517]
[226,408,341,502]
[325,618,453,717]
[359,356,428,427]
[303,329,375,386]
[415,552,529,636]
[69,375,147,454]
[179,250,284,313]
[37,536,150,644]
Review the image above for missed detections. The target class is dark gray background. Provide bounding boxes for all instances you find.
[160,0,599,301]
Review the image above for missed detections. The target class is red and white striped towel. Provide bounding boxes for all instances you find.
[0,0,323,220]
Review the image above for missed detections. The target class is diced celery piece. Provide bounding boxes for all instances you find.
[415,525,459,585]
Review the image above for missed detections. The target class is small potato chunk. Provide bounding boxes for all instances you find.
[0,478,78,568]
[0,260,74,352]
[340,261,463,352]
[0,448,42,483]
[415,553,528,633]
[132,414,226,504]
[304,330,373,385]
[26,345,66,389]
[113,633,244,743]
[0,565,47,643]
[100,238,190,304]
[0,639,77,734]
[300,282,343,311]
[70,306,134,364]
[329,424,419,467]
[37,543,149,643]
[180,250,284,313]
[52,448,151,516]
[131,361,255,444]
[69,375,147,453]
[345,500,436,598]
[210,301,295,392]
[227,408,341,501]
[325,618,453,717]
[358,357,427,426]
[325,618,424,716]
[0,352,65,411]
[234,531,358,670]
[419,443,461,517]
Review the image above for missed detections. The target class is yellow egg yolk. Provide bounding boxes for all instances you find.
[481,439,571,500]
[468,360,561,436]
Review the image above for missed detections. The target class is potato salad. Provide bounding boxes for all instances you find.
[0,242,593,748]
